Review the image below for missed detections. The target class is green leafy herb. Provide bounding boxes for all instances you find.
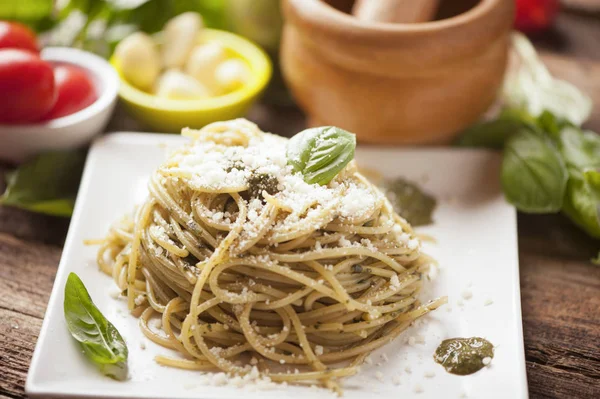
[559,128,600,170]
[562,169,600,239]
[501,130,568,213]
[456,33,600,244]
[64,273,128,380]
[503,33,592,125]
[557,128,600,239]
[287,126,356,185]
[1,151,86,217]
[456,108,536,149]
[536,110,575,139]
[383,178,437,226]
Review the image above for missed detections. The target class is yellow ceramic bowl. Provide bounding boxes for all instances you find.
[110,29,272,132]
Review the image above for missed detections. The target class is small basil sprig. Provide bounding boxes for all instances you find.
[64,273,128,380]
[287,126,356,185]
[501,130,568,213]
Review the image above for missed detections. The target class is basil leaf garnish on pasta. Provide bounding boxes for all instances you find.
[287,126,356,185]
[64,273,128,380]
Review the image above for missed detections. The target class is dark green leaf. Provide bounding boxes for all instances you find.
[383,178,437,226]
[501,131,568,213]
[562,168,600,239]
[535,110,575,140]
[64,273,128,380]
[0,151,86,217]
[456,108,536,149]
[0,0,54,21]
[287,127,356,186]
[584,168,600,227]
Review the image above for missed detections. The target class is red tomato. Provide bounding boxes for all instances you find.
[0,49,55,123]
[515,0,560,33]
[43,65,98,120]
[0,21,38,52]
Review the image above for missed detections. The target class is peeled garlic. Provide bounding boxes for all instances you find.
[114,32,160,90]
[155,69,210,100]
[162,12,203,68]
[185,42,227,93]
[215,59,251,93]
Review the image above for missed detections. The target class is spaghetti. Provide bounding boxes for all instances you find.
[96,119,445,392]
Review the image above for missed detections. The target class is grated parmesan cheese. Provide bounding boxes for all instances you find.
[390,273,401,288]
[166,126,385,230]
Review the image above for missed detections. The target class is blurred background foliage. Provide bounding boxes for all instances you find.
[0,0,282,58]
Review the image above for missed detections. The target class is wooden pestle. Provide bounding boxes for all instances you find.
[352,0,440,23]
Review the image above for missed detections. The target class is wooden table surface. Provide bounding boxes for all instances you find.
[1,9,600,399]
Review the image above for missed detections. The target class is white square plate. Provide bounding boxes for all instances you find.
[27,133,528,399]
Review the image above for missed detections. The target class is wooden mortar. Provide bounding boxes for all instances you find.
[352,0,440,24]
[280,0,515,144]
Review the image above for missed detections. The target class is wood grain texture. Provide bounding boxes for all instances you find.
[2,15,600,399]
[0,233,60,399]
[518,214,600,398]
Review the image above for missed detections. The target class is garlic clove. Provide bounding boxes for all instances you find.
[162,12,204,69]
[155,69,211,100]
[115,32,160,91]
[215,59,251,93]
[185,42,227,94]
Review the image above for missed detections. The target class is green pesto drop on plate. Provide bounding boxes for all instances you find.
[434,337,494,376]
[383,178,437,226]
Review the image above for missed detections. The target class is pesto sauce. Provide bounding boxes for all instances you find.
[247,173,280,199]
[434,337,494,376]
[383,178,437,226]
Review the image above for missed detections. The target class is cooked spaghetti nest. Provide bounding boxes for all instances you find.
[96,119,446,393]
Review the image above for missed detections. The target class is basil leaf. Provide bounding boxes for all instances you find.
[501,130,568,213]
[64,273,128,380]
[287,126,356,185]
[503,33,592,126]
[559,128,600,170]
[456,108,536,149]
[0,151,85,217]
[562,168,600,239]
[536,110,575,140]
